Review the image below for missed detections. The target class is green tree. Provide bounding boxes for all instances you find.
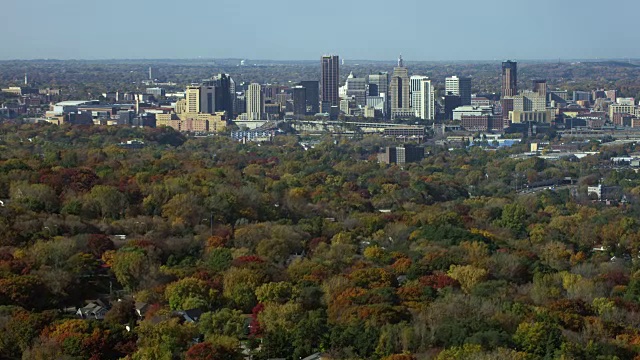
[497,203,527,234]
[223,267,266,312]
[165,277,218,311]
[255,282,296,304]
[86,185,127,219]
[199,308,246,338]
[447,265,488,294]
[110,247,160,291]
[9,182,59,213]
[513,321,563,357]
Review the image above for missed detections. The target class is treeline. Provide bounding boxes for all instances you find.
[3,60,640,100]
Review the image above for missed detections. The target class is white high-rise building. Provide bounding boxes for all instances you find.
[420,78,435,120]
[445,76,472,105]
[246,83,264,120]
[410,76,434,120]
[410,75,428,112]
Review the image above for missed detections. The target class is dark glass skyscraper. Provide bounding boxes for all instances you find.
[321,55,339,111]
[501,60,517,97]
[203,74,234,117]
[292,86,307,116]
[300,80,319,114]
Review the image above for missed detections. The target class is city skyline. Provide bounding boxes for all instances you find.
[2,0,639,61]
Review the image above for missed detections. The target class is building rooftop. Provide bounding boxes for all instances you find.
[55,100,94,106]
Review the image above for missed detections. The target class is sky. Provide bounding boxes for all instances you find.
[1,0,638,61]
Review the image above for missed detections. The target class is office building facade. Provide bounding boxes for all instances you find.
[502,61,517,97]
[292,86,307,116]
[185,85,216,114]
[321,55,340,111]
[445,76,472,105]
[378,144,425,164]
[344,72,367,106]
[532,79,547,101]
[299,80,319,114]
[410,76,434,120]
[246,83,264,120]
[390,55,411,119]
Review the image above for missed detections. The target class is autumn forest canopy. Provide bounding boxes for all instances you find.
[3,123,640,359]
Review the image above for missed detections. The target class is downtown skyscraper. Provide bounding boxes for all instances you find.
[390,55,411,119]
[246,83,264,120]
[502,60,518,97]
[410,76,434,120]
[445,76,472,105]
[321,55,339,112]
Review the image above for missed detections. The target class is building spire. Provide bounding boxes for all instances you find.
[398,54,404,67]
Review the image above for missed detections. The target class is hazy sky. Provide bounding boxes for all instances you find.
[1,0,638,61]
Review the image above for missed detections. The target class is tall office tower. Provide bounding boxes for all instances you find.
[148,67,154,80]
[229,77,237,116]
[445,76,472,105]
[412,77,434,120]
[345,72,367,106]
[502,61,517,97]
[368,72,389,117]
[300,81,319,114]
[390,55,411,119]
[410,75,428,117]
[246,83,264,120]
[292,86,307,116]
[532,79,547,101]
[235,95,246,115]
[204,74,234,118]
[185,85,215,114]
[321,55,340,111]
[368,72,389,96]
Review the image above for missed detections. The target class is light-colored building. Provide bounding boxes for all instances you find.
[445,76,472,105]
[410,76,434,120]
[185,85,216,114]
[617,97,635,106]
[509,109,555,123]
[366,94,387,117]
[343,72,367,106]
[452,105,493,121]
[157,112,227,133]
[609,103,636,119]
[246,83,264,120]
[364,106,376,118]
[2,86,38,96]
[410,75,427,113]
[513,91,546,112]
[471,97,491,107]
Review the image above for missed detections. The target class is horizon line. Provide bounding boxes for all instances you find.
[0,57,638,63]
